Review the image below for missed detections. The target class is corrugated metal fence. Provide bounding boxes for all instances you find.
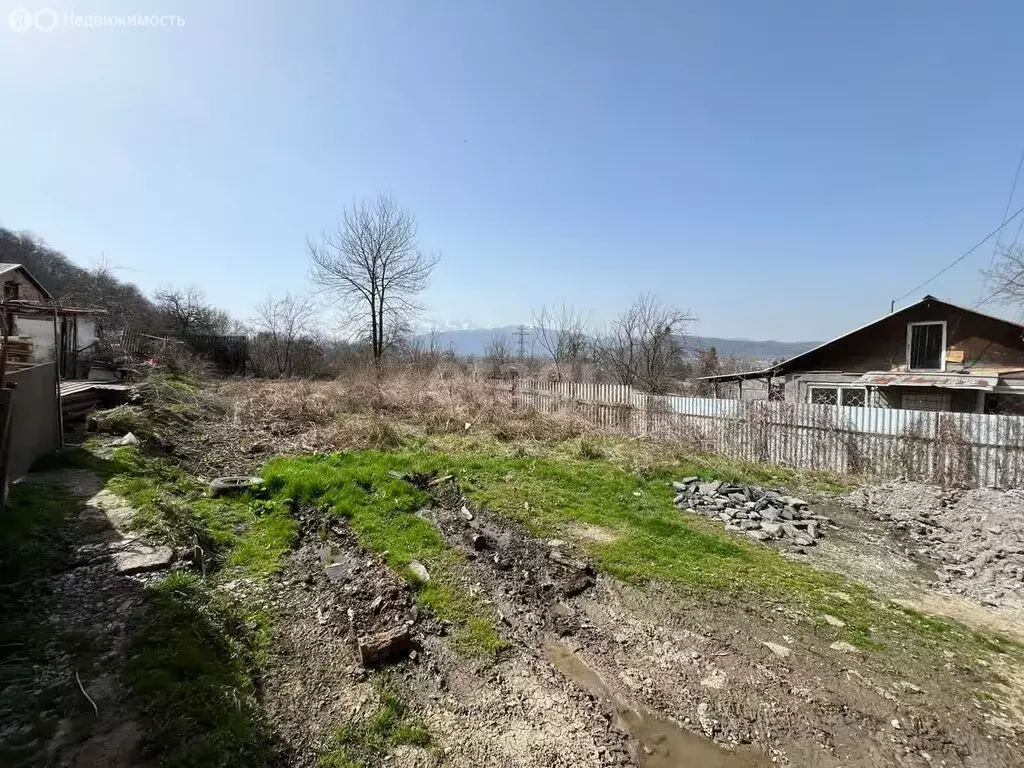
[490,379,1024,488]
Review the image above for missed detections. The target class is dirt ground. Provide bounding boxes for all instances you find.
[247,479,1024,768]
[29,388,1024,768]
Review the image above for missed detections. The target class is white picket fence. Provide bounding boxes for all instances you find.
[489,380,1024,488]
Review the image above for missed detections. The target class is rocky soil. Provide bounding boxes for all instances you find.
[19,414,1024,768]
[254,502,637,767]
[249,475,1024,768]
[671,478,837,551]
[848,483,1024,613]
[1,470,178,768]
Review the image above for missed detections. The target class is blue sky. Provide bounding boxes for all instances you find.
[2,1,1024,341]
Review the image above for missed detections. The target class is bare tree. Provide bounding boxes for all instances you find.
[484,330,513,367]
[694,346,721,396]
[531,304,589,380]
[153,285,230,336]
[594,294,693,393]
[982,245,1024,305]
[250,292,321,377]
[307,195,440,365]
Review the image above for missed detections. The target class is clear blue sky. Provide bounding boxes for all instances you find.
[3,0,1024,341]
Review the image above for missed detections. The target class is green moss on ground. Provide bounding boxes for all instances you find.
[30,445,295,767]
[0,482,81,766]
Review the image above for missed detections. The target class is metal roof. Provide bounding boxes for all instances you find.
[697,370,773,382]
[850,372,999,390]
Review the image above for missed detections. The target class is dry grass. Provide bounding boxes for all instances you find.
[218,370,591,453]
[208,370,850,493]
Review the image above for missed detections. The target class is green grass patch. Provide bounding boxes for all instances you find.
[318,688,431,767]
[417,432,854,495]
[262,452,506,656]
[39,445,297,578]
[267,447,1015,660]
[127,571,276,767]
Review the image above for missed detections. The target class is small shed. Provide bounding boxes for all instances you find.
[0,263,100,377]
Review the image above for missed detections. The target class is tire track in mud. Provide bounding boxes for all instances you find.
[254,477,1024,767]
[419,478,1024,768]
[254,502,637,767]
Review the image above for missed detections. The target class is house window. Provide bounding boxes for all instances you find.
[985,393,1024,416]
[808,386,867,407]
[3,281,18,301]
[902,391,951,412]
[907,321,946,371]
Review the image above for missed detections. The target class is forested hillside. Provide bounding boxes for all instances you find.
[0,227,156,335]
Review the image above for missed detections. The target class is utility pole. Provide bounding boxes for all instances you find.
[514,324,529,360]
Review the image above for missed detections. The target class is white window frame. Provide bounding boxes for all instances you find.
[906,321,947,372]
[807,385,868,407]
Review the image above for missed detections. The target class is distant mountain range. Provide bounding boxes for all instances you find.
[416,327,819,361]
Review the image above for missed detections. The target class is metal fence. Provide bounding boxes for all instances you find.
[4,363,61,479]
[491,379,1024,488]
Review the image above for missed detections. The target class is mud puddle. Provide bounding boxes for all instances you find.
[545,639,767,768]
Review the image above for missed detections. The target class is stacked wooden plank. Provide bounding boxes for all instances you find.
[1,337,33,364]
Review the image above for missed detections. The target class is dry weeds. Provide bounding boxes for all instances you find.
[217,371,592,452]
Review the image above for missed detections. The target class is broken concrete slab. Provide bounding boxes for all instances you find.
[113,545,174,574]
[830,641,860,654]
[762,641,792,659]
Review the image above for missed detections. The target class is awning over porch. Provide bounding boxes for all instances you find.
[849,372,999,390]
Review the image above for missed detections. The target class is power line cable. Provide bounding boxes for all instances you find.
[992,146,1024,255]
[1002,184,1024,269]
[978,144,1024,302]
[891,203,1024,307]
[975,264,1024,308]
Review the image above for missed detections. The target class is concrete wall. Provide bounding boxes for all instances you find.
[716,378,771,400]
[3,362,60,479]
[17,316,56,362]
[77,317,97,350]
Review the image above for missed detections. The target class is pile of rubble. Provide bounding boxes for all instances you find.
[671,478,835,550]
[849,482,1024,611]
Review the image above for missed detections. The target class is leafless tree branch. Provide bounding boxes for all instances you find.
[250,292,321,377]
[982,245,1024,305]
[308,194,440,364]
[531,304,589,380]
[594,294,693,394]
